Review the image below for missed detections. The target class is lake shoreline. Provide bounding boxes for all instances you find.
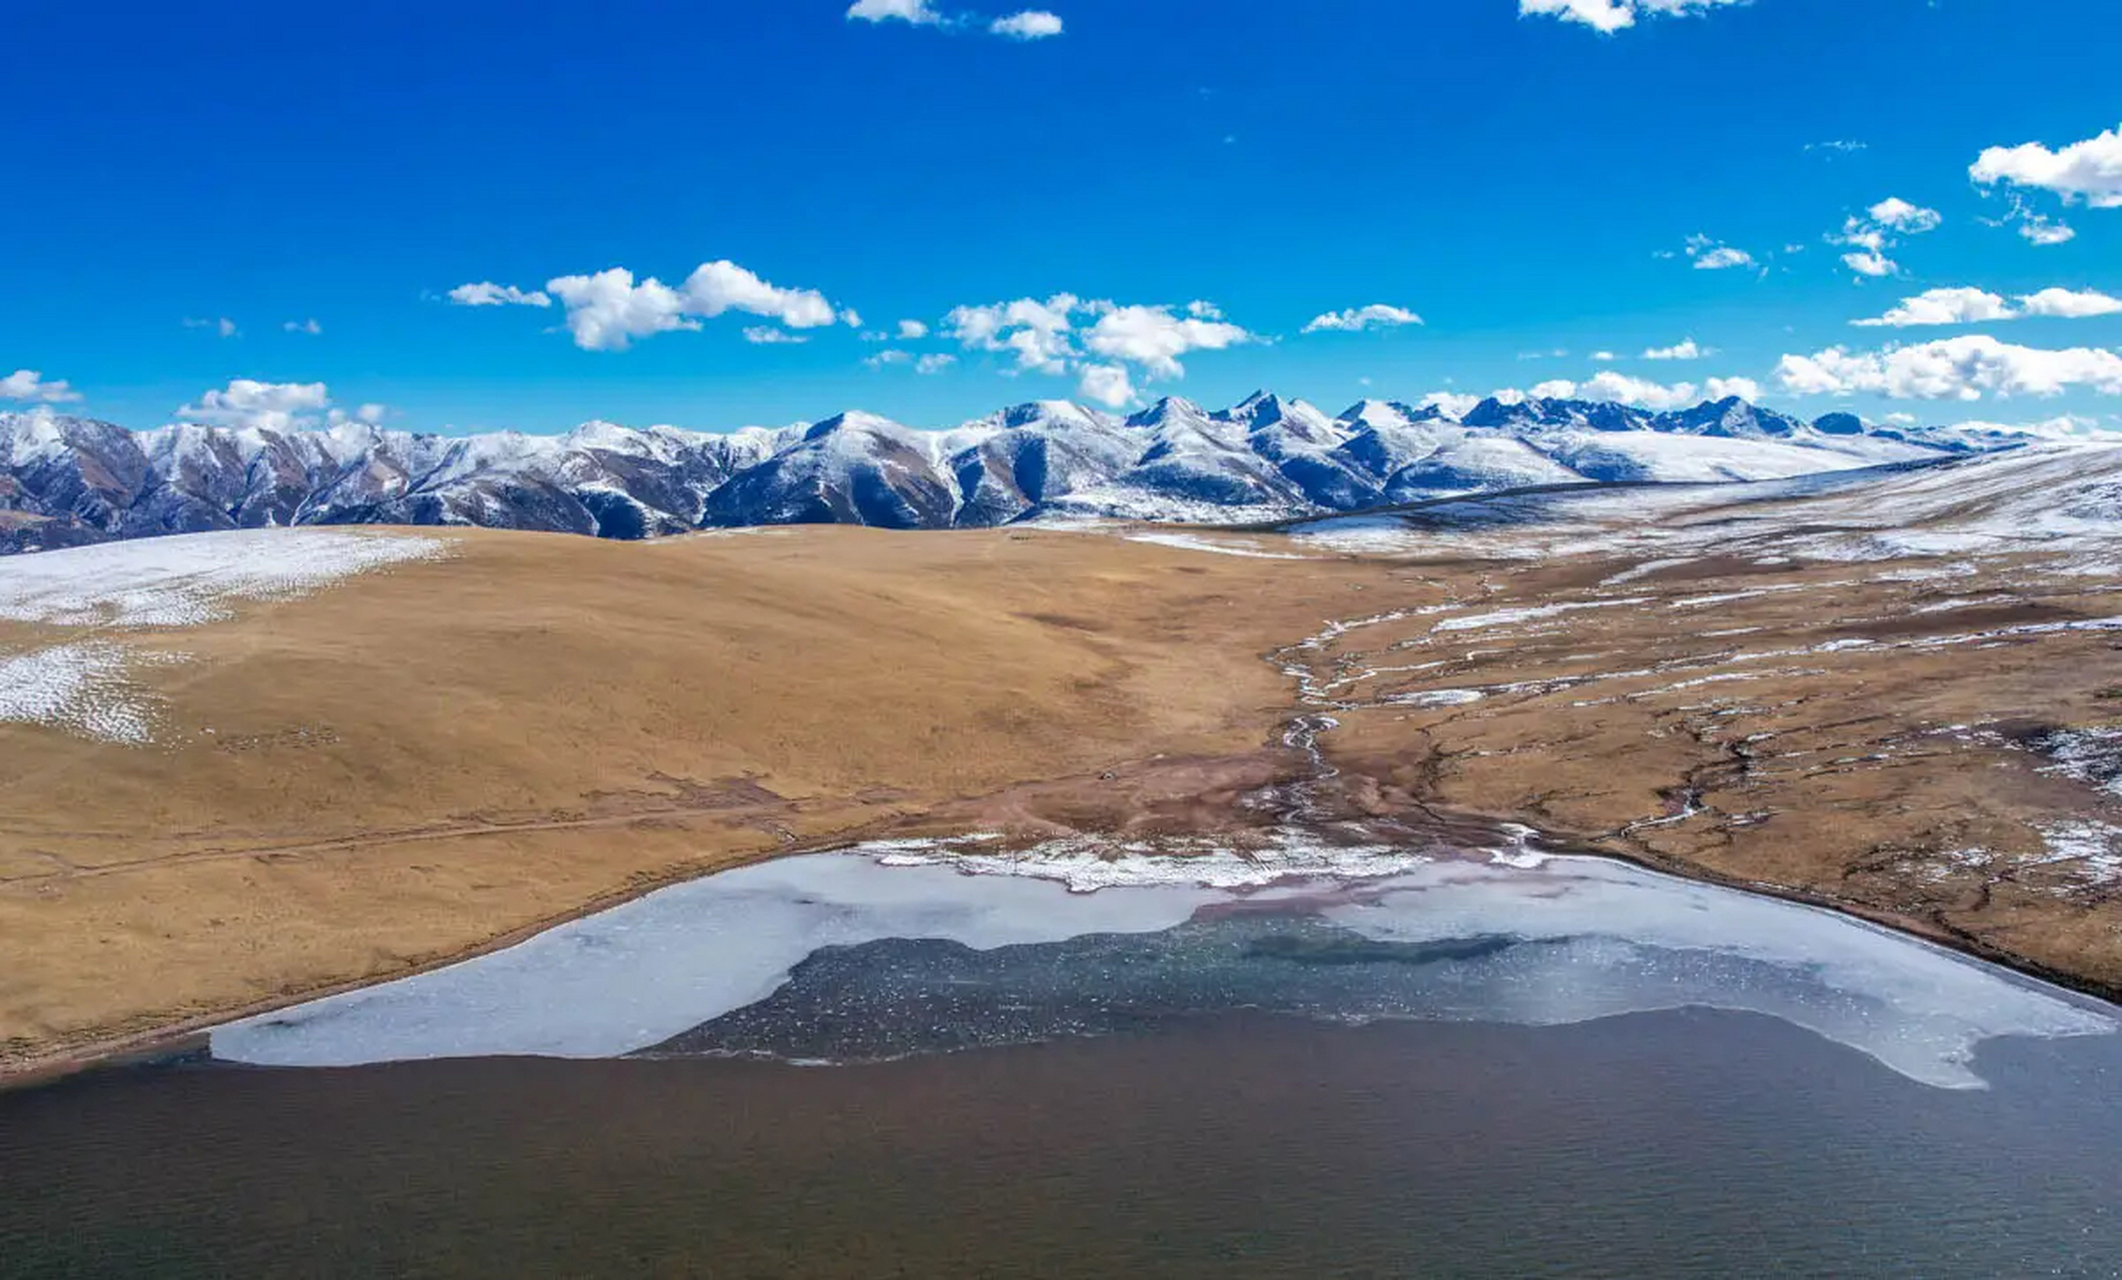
[10,799,2120,1093]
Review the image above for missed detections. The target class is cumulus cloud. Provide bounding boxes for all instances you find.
[2021,214,2078,246]
[1418,391,1482,420]
[0,369,82,403]
[184,317,239,338]
[1852,287,2016,328]
[1842,251,1896,278]
[990,10,1063,38]
[2020,287,2122,319]
[897,319,930,339]
[916,353,957,374]
[1077,363,1134,407]
[1642,338,1704,360]
[543,261,842,352]
[1084,305,1252,379]
[1519,0,1744,33]
[173,379,334,432]
[1971,124,2122,209]
[864,350,913,369]
[282,318,323,335]
[1853,286,2122,327]
[1580,370,1716,410]
[1776,336,2122,401]
[1828,198,1941,279]
[1942,415,2098,439]
[447,282,552,308]
[1866,197,1943,234]
[1302,304,1424,333]
[944,295,1253,403]
[742,326,810,344]
[945,294,1081,375]
[847,0,945,24]
[1680,235,1754,271]
[1514,370,1761,410]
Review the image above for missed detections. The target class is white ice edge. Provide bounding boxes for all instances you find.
[210,837,2117,1090]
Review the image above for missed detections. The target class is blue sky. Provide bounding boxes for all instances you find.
[4,0,2118,436]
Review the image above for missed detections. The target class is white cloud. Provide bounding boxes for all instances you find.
[1519,0,1743,33]
[1578,370,1705,410]
[0,370,82,403]
[174,379,333,432]
[1829,198,1940,279]
[543,261,841,352]
[1867,197,1942,234]
[742,326,810,345]
[1806,140,1868,156]
[1417,391,1481,420]
[897,319,930,339]
[1514,370,1758,410]
[2019,287,2122,319]
[946,295,1253,394]
[1853,286,2122,327]
[283,318,323,335]
[1852,287,2015,328]
[1642,338,1704,360]
[1302,304,1424,333]
[916,353,957,374]
[1682,235,1754,271]
[682,260,838,328]
[1591,350,1618,362]
[864,350,913,369]
[1186,301,1223,320]
[1077,363,1135,408]
[946,294,1081,374]
[1942,415,2098,439]
[2021,214,2077,246]
[1841,251,1897,278]
[1971,124,2122,209]
[990,10,1063,38]
[1776,336,2122,401]
[847,0,945,24]
[184,317,239,338]
[1084,304,1253,379]
[447,282,551,308]
[1704,376,1762,402]
[840,309,864,329]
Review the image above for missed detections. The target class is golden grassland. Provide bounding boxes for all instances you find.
[3,520,2119,1076]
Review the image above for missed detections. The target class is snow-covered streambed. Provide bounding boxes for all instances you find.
[211,838,2116,1090]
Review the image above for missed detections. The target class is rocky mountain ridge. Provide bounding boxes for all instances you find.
[0,392,2025,553]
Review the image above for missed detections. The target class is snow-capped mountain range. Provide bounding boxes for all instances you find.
[0,392,2037,553]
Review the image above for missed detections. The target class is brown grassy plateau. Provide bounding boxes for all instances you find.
[5,471,2121,1076]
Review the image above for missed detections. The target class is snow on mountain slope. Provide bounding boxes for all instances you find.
[1285,443,2122,572]
[0,392,2037,552]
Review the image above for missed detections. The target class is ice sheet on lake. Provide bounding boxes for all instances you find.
[211,848,2115,1090]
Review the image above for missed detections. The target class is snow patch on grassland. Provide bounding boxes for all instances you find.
[0,643,185,744]
[1124,532,1308,560]
[1432,598,1651,633]
[0,529,450,628]
[0,530,451,744]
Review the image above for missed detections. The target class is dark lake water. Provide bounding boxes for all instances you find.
[5,1014,2122,1278]
[5,845,2121,1277]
